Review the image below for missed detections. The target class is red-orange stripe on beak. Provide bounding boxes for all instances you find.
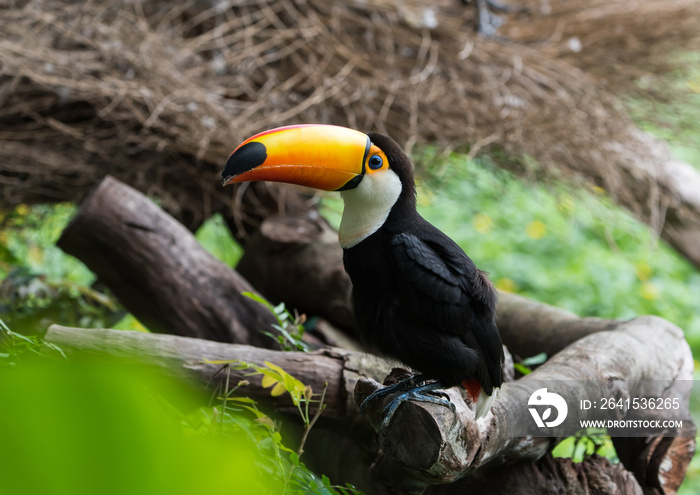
[222,124,369,191]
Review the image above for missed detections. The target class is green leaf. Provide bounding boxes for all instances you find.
[521,352,547,366]
[513,362,532,375]
[273,302,286,316]
[270,382,286,397]
[261,374,279,389]
[242,292,274,311]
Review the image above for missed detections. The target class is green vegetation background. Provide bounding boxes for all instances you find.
[1,59,698,493]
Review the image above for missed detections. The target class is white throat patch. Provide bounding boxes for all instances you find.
[338,169,402,248]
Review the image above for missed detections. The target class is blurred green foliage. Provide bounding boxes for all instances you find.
[0,323,360,495]
[0,354,275,495]
[0,204,123,333]
[551,433,617,463]
[194,213,244,268]
[0,203,90,283]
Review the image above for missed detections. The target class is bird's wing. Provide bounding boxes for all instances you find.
[390,231,476,334]
[390,231,503,369]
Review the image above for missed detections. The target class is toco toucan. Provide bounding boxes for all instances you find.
[222,124,504,421]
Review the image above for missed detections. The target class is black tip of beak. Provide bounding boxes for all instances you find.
[221,141,268,186]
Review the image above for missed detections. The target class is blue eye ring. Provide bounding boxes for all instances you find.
[368,154,383,170]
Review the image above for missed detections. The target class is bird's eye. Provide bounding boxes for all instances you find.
[368,155,383,170]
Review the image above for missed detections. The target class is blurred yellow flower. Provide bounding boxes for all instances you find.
[557,194,575,214]
[28,245,44,264]
[526,220,546,239]
[417,183,434,207]
[639,281,659,300]
[15,204,29,216]
[635,262,652,282]
[495,278,517,292]
[689,79,700,94]
[473,213,493,233]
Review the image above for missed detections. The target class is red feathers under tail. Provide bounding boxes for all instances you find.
[462,378,496,419]
[462,378,481,403]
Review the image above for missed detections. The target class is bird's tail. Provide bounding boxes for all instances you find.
[462,379,498,420]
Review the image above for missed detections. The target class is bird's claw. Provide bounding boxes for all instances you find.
[359,375,426,413]
[360,379,457,431]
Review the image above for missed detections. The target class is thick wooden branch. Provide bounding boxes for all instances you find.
[356,316,695,494]
[236,213,355,333]
[44,324,391,419]
[494,292,622,359]
[45,318,695,495]
[57,176,276,346]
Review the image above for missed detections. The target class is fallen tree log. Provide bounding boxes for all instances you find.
[56,176,276,347]
[236,212,355,334]
[45,310,695,494]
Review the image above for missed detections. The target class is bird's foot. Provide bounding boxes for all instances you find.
[359,374,426,413]
[361,378,456,431]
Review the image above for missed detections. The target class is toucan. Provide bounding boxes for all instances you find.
[222,124,504,421]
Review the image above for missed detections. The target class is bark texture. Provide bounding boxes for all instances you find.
[45,315,695,495]
[56,176,276,346]
[357,316,695,494]
[236,213,354,333]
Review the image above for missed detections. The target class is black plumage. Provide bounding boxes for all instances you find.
[343,133,504,396]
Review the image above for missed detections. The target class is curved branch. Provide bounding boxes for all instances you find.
[44,316,695,494]
[357,316,695,494]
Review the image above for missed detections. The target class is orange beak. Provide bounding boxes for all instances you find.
[221,124,370,191]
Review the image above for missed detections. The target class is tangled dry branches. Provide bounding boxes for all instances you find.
[0,0,699,234]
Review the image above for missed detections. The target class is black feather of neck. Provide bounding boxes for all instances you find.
[367,132,417,217]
